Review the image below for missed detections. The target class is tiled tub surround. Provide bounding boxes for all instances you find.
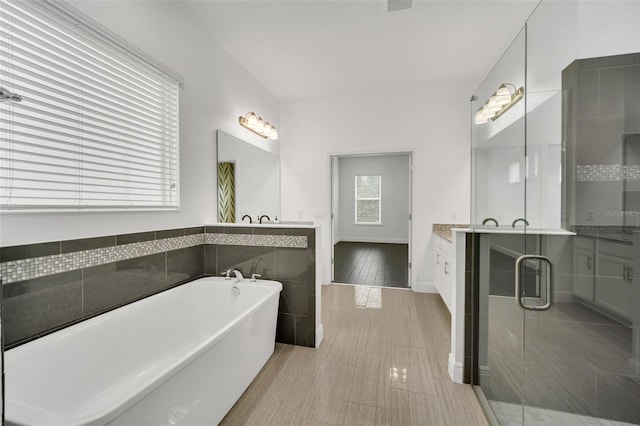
[0,225,317,349]
[204,226,317,348]
[0,227,206,348]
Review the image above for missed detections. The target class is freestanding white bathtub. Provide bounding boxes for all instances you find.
[5,276,282,426]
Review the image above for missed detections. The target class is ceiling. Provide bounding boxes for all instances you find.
[180,0,539,101]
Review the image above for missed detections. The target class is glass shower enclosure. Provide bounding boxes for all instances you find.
[471,1,640,424]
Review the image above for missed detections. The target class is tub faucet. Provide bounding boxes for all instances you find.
[250,257,263,276]
[227,269,244,283]
[482,217,499,226]
[242,215,252,223]
[512,218,530,227]
[259,215,270,224]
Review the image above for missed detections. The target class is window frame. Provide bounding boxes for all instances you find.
[354,174,382,225]
[0,0,183,212]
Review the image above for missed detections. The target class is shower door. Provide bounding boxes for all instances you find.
[474,2,640,425]
[471,23,532,425]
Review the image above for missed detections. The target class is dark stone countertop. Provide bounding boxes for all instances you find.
[433,224,470,242]
[572,226,640,243]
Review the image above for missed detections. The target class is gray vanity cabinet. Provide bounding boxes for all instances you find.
[595,240,634,320]
[573,236,634,321]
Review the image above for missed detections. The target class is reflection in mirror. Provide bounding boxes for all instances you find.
[216,130,280,223]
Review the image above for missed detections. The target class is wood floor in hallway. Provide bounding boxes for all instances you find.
[333,242,409,288]
[220,283,488,425]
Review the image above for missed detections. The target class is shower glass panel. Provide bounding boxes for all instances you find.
[471,28,526,230]
[471,25,529,425]
[473,1,640,425]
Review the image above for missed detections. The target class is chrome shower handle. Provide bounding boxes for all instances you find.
[515,255,552,311]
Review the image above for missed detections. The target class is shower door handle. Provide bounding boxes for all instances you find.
[515,255,553,311]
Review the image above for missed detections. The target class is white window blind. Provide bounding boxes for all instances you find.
[355,175,381,224]
[0,0,180,210]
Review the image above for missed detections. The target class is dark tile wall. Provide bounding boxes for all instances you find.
[563,53,640,227]
[1,228,204,348]
[488,249,538,297]
[464,232,480,384]
[1,225,316,349]
[204,226,316,347]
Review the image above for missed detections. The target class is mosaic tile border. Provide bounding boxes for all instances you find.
[0,234,204,284]
[576,164,640,182]
[205,233,307,248]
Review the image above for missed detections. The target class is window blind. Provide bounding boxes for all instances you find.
[0,0,180,210]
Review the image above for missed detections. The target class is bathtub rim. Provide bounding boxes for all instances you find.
[5,276,283,426]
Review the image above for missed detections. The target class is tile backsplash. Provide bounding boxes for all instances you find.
[0,225,316,349]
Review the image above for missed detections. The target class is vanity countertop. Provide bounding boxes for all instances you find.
[572,225,640,243]
[432,223,470,242]
[206,222,319,229]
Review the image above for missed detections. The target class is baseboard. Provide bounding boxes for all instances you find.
[448,353,464,383]
[479,364,491,386]
[315,323,324,348]
[412,281,438,293]
[335,237,409,245]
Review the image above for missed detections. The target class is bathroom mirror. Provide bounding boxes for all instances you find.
[216,129,280,223]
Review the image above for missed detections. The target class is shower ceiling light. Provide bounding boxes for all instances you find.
[239,112,279,140]
[475,83,524,124]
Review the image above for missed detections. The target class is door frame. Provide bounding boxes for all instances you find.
[329,150,413,287]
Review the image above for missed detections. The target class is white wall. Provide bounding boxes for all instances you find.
[0,0,279,246]
[336,155,410,244]
[280,84,474,288]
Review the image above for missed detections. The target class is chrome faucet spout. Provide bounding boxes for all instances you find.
[512,218,530,227]
[482,217,499,227]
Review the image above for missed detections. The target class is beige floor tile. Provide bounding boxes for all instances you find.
[346,351,391,408]
[392,390,447,426]
[435,379,490,425]
[221,283,487,426]
[336,401,392,426]
[390,344,438,395]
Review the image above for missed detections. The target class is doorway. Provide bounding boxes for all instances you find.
[330,153,412,288]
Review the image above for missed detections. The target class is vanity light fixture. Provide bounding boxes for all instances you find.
[474,83,524,124]
[238,112,279,140]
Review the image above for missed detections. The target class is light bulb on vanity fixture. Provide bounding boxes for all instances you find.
[474,83,524,124]
[238,112,279,140]
[246,112,258,128]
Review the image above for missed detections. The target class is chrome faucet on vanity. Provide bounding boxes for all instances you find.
[512,218,529,227]
[482,217,499,226]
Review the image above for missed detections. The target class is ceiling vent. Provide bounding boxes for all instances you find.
[387,0,412,12]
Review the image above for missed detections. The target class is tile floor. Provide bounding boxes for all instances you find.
[220,283,488,425]
[481,296,640,425]
[491,401,638,426]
